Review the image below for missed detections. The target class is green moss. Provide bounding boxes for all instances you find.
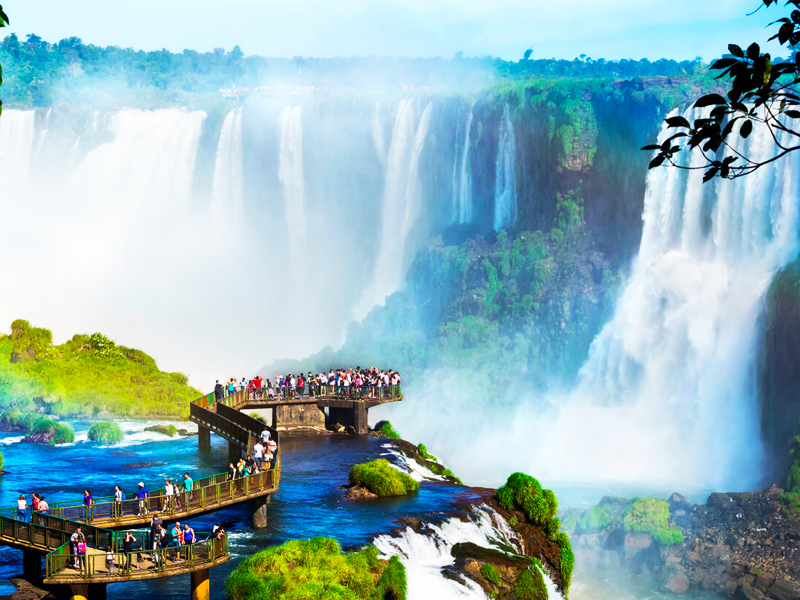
[514,567,547,600]
[32,419,74,444]
[496,472,557,525]
[623,497,683,545]
[226,537,402,600]
[374,421,401,439]
[417,443,438,462]
[87,422,124,444]
[480,563,501,586]
[349,459,420,497]
[555,532,575,592]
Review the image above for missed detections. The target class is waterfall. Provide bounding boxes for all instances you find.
[493,103,516,230]
[373,505,560,599]
[211,107,244,216]
[451,102,475,224]
[278,106,306,274]
[372,101,387,166]
[535,108,799,488]
[354,100,433,319]
[0,110,37,200]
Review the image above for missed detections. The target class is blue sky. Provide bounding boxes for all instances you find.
[2,0,787,60]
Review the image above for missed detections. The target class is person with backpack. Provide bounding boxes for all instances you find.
[214,380,223,401]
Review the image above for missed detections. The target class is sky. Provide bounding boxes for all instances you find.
[2,0,787,61]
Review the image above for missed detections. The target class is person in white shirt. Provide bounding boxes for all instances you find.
[253,441,265,469]
[164,479,175,512]
[17,495,26,522]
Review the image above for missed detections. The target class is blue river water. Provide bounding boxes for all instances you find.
[0,420,480,599]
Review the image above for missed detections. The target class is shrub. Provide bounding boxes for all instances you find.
[555,532,575,592]
[496,472,557,525]
[514,567,547,600]
[480,563,501,586]
[544,517,561,539]
[623,497,683,546]
[33,419,74,444]
[88,422,124,444]
[0,450,5,471]
[225,537,404,600]
[349,459,420,496]
[577,505,612,533]
[374,421,401,439]
[417,443,438,462]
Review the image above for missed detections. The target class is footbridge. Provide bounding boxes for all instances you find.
[0,390,282,599]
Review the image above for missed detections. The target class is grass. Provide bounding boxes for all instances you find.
[514,567,547,600]
[225,537,406,600]
[374,421,401,439]
[623,497,684,546]
[349,459,420,496]
[0,320,200,419]
[87,422,124,444]
[32,419,74,444]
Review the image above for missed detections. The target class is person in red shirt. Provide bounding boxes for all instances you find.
[253,375,264,399]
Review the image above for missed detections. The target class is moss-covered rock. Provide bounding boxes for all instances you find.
[373,421,401,439]
[144,424,179,437]
[225,537,405,600]
[623,497,684,546]
[88,422,124,444]
[32,419,74,444]
[349,459,419,497]
[514,567,547,600]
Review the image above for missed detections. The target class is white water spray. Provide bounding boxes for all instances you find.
[279,105,306,275]
[0,110,36,200]
[493,103,516,230]
[452,102,475,224]
[355,100,433,318]
[211,107,244,216]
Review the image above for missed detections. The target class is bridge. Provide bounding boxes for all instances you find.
[0,384,402,599]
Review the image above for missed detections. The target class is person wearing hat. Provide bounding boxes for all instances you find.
[137,482,149,517]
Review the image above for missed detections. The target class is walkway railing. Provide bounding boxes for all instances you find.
[0,508,115,551]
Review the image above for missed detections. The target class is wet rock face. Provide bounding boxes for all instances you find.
[344,485,378,500]
[20,432,52,445]
[569,485,800,599]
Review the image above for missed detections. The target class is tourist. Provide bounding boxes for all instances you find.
[245,454,255,473]
[260,428,270,444]
[267,379,275,399]
[240,377,247,393]
[253,440,265,470]
[214,380,223,401]
[164,478,175,512]
[31,492,39,515]
[105,546,115,574]
[17,495,26,522]
[150,515,163,550]
[183,472,194,504]
[38,495,48,519]
[83,489,93,521]
[297,373,305,397]
[114,485,124,519]
[123,531,136,572]
[183,523,195,560]
[227,379,235,397]
[227,462,236,481]
[253,374,264,399]
[70,527,86,569]
[237,459,246,478]
[137,481,149,516]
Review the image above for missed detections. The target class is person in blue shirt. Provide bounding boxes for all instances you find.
[83,489,93,521]
[137,482,149,516]
[183,473,193,506]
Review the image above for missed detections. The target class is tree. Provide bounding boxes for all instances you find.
[0,4,7,116]
[523,48,533,60]
[645,0,800,181]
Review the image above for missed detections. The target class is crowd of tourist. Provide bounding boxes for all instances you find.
[213,367,401,401]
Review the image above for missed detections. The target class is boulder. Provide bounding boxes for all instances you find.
[735,584,768,600]
[664,571,690,594]
[21,432,53,445]
[767,579,800,600]
[669,492,692,510]
[345,485,378,500]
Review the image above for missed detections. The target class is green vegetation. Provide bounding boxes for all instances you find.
[349,459,420,497]
[87,422,124,444]
[0,320,200,419]
[555,532,575,591]
[0,449,4,471]
[417,443,437,462]
[374,421,401,439]
[576,505,612,533]
[0,4,7,115]
[32,419,74,444]
[225,537,405,600]
[480,563,501,586]
[514,567,547,600]
[623,498,684,546]
[496,473,557,525]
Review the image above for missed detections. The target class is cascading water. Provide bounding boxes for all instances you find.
[278,105,306,275]
[493,103,516,230]
[211,107,244,216]
[355,100,433,319]
[451,102,475,224]
[372,101,387,166]
[0,110,36,200]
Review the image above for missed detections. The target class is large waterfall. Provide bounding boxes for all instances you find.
[278,105,306,276]
[0,110,36,200]
[211,107,244,216]
[493,103,516,230]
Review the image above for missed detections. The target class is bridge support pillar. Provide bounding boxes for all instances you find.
[229,441,241,463]
[68,583,105,600]
[22,549,41,580]
[251,495,270,528]
[198,426,210,450]
[191,567,210,600]
[354,402,369,435]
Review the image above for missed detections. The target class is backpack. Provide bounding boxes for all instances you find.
[120,491,126,501]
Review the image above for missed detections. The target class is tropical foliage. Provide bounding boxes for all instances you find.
[349,459,420,496]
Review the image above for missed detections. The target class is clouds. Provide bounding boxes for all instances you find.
[2,0,785,62]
